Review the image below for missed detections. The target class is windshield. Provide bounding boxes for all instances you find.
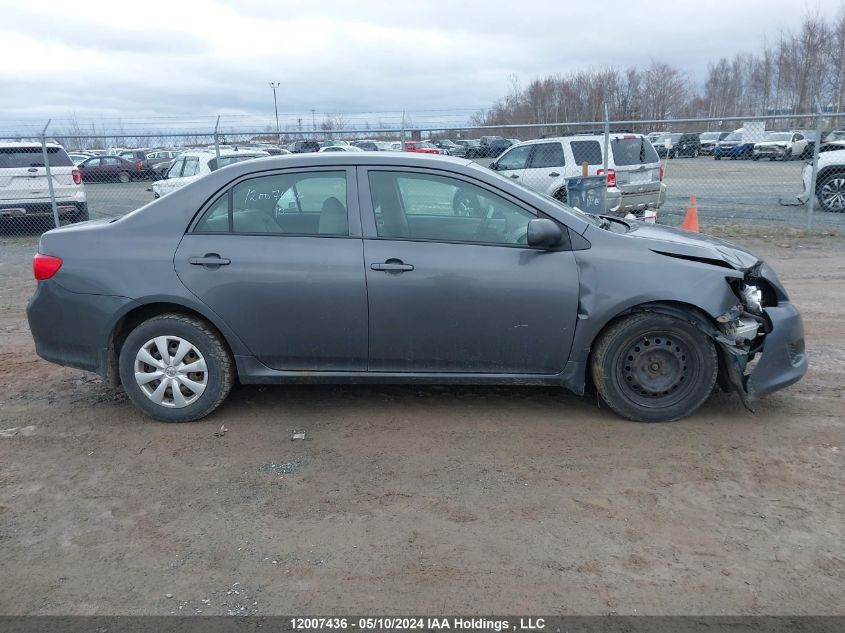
[610,137,660,165]
[420,142,437,149]
[700,132,720,140]
[724,131,743,141]
[763,132,792,142]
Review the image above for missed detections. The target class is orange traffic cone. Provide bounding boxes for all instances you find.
[682,195,699,232]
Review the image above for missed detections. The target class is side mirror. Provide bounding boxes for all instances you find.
[489,162,498,171]
[527,218,563,249]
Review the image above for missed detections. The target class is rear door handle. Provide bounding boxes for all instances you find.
[189,254,231,267]
[548,172,560,177]
[371,261,414,272]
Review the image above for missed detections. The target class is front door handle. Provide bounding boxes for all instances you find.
[371,261,414,272]
[189,254,231,267]
[548,172,560,177]
[509,174,519,179]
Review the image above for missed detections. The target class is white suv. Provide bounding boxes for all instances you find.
[153,149,270,198]
[0,141,88,223]
[489,134,666,216]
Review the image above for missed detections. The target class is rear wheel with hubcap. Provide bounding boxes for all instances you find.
[590,312,718,422]
[118,171,130,183]
[119,314,233,422]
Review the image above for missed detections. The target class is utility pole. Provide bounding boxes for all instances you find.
[311,109,317,139]
[269,82,281,146]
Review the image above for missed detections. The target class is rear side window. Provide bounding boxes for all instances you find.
[0,147,73,168]
[610,137,660,165]
[570,140,602,166]
[529,142,565,168]
[234,171,348,235]
[194,193,230,232]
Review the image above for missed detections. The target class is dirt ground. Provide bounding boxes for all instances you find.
[0,227,843,616]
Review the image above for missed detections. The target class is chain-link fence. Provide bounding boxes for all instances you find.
[2,112,844,238]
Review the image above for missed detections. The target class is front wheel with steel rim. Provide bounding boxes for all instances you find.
[119,314,233,422]
[817,171,845,213]
[590,312,718,422]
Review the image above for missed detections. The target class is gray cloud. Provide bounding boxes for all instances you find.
[0,0,830,133]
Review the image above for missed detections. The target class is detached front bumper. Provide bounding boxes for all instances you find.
[746,301,807,398]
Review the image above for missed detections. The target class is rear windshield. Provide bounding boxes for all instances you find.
[610,137,660,165]
[0,147,73,168]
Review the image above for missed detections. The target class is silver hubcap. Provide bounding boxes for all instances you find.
[134,336,207,408]
[821,177,845,211]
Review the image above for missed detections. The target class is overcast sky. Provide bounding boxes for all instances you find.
[0,0,830,132]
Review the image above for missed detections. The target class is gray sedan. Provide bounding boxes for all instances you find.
[27,153,806,423]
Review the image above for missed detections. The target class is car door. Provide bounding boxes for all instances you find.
[79,157,101,182]
[491,143,531,184]
[174,167,368,371]
[101,157,122,181]
[518,142,566,196]
[359,167,580,374]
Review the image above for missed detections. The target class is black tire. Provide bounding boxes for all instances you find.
[118,171,130,183]
[714,155,721,160]
[817,171,845,213]
[781,148,792,161]
[119,314,234,422]
[69,206,89,224]
[553,188,568,204]
[692,148,699,158]
[590,312,718,422]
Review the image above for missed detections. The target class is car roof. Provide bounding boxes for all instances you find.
[513,133,647,146]
[0,140,65,149]
[176,150,270,158]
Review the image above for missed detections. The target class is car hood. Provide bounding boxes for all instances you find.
[626,222,760,271]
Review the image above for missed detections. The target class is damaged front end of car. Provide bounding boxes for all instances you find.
[712,261,807,407]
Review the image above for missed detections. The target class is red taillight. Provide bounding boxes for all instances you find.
[597,168,616,187]
[33,254,62,280]
[72,168,81,184]
[136,162,144,169]
[659,164,665,181]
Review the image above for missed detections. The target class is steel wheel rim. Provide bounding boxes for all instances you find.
[134,336,208,408]
[821,177,845,211]
[615,330,700,409]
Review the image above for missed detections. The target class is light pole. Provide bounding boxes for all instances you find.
[269,82,281,146]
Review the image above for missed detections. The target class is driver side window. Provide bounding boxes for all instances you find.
[496,145,531,171]
[368,171,535,246]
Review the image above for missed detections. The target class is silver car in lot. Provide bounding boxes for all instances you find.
[488,134,666,217]
[27,153,806,424]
